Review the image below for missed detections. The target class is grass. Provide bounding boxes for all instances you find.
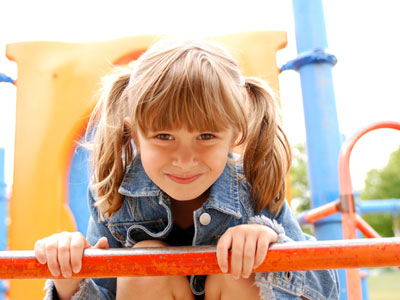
[366,268,400,300]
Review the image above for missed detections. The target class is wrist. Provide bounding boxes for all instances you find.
[53,278,83,300]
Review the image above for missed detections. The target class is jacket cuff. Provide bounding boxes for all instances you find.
[248,215,291,243]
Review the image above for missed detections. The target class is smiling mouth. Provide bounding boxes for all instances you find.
[166,173,203,184]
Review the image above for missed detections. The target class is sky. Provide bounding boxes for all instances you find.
[0,0,399,192]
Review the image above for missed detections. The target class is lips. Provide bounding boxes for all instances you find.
[166,173,203,184]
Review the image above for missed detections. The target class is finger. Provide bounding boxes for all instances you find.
[230,233,245,280]
[44,238,60,277]
[241,234,257,278]
[93,237,109,249]
[253,232,270,269]
[57,234,73,278]
[34,240,47,264]
[70,233,87,274]
[216,233,233,273]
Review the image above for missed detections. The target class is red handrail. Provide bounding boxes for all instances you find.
[1,238,400,279]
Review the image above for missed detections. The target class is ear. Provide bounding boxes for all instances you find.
[124,117,140,150]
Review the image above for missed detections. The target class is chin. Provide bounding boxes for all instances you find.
[166,191,205,201]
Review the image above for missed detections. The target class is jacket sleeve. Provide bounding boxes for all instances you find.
[44,188,121,300]
[250,200,340,300]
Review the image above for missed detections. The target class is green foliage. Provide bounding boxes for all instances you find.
[360,145,400,237]
[362,145,400,200]
[289,143,313,235]
[362,214,396,237]
[290,143,310,212]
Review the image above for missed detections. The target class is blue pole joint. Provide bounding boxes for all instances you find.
[280,48,337,72]
[0,73,15,84]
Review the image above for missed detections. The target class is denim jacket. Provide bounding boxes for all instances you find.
[45,155,339,300]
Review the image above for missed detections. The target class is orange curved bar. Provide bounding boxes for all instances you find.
[338,121,400,300]
[338,121,400,197]
[1,238,400,279]
[338,121,400,239]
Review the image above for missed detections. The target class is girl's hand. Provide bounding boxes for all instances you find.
[216,224,278,279]
[34,232,109,278]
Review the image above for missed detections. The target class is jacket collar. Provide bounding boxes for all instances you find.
[118,155,242,218]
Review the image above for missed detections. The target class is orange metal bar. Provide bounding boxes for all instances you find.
[338,121,400,196]
[338,121,400,300]
[1,238,400,280]
[304,200,340,223]
[355,214,381,239]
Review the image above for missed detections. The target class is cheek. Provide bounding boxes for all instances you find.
[140,145,167,163]
[139,144,172,175]
[204,145,231,168]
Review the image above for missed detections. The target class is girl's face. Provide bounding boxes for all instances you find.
[135,127,235,201]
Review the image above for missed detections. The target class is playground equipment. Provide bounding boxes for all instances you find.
[4,31,286,300]
[299,121,400,299]
[1,0,400,299]
[2,238,400,279]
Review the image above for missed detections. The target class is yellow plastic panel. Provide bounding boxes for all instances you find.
[7,31,286,299]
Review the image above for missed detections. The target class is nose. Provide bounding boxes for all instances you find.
[172,144,198,169]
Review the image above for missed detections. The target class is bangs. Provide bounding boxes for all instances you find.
[134,49,246,135]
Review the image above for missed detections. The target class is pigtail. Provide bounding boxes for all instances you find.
[87,69,134,217]
[243,77,292,216]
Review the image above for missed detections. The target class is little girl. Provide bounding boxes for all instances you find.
[35,38,339,300]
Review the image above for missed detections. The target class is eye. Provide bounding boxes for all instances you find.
[198,133,216,140]
[155,133,174,140]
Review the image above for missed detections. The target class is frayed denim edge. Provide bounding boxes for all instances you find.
[248,215,290,243]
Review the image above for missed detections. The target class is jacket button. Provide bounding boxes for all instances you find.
[199,213,211,226]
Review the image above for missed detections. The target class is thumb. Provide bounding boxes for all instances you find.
[92,237,109,249]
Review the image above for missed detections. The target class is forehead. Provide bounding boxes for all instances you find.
[140,122,234,136]
[137,103,233,133]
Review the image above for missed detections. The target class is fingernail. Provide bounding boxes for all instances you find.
[63,271,71,278]
[73,266,80,273]
[52,270,60,277]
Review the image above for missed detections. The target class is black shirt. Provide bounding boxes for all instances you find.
[164,224,204,300]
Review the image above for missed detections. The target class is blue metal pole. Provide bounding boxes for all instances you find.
[291,1,350,299]
[358,200,400,215]
[0,148,7,300]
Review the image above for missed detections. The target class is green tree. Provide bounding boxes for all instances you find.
[290,143,311,212]
[290,143,313,235]
[360,145,400,237]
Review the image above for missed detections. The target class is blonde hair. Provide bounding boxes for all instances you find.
[88,39,291,217]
